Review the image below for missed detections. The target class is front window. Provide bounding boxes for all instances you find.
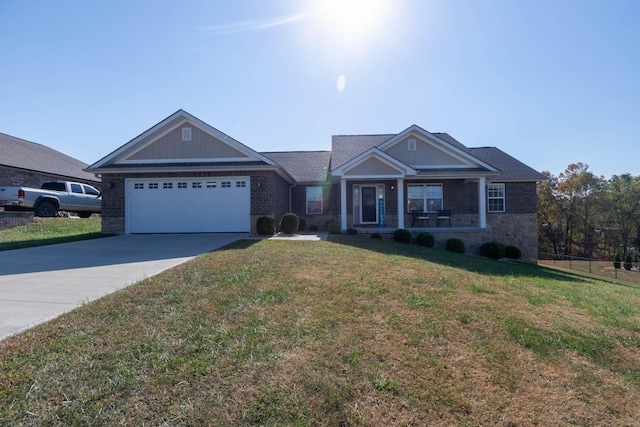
[306,186,323,214]
[407,183,442,212]
[488,183,505,212]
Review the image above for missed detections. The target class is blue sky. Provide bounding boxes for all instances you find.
[1,0,638,179]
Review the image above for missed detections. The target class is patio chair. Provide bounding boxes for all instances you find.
[436,210,451,227]
[411,211,430,227]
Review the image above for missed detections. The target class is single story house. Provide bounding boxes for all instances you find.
[0,132,99,187]
[87,110,546,261]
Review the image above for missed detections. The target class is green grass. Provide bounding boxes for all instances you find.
[0,217,107,251]
[1,235,640,425]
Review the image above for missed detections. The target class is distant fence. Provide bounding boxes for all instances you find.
[538,253,639,285]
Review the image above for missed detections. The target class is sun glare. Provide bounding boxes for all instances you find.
[315,0,392,48]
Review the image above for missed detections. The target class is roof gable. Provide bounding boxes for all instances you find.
[127,124,249,162]
[331,134,394,171]
[332,148,416,178]
[88,110,276,171]
[379,125,498,172]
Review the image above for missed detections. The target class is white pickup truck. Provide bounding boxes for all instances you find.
[0,181,101,218]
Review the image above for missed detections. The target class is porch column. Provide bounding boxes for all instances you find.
[478,177,487,228]
[396,178,404,228]
[340,178,348,231]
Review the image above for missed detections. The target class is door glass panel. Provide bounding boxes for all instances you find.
[362,187,377,222]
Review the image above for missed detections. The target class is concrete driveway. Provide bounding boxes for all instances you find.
[0,233,245,340]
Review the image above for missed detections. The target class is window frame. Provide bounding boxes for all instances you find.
[306,185,323,215]
[487,183,505,212]
[182,127,192,141]
[407,183,443,213]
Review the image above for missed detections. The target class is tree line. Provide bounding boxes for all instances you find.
[537,163,640,261]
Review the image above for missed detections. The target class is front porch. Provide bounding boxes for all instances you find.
[339,177,490,232]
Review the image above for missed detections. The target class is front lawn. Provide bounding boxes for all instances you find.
[1,236,639,425]
[0,217,105,251]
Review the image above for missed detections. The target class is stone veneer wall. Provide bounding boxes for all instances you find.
[485,212,538,262]
[357,212,539,263]
[0,211,34,230]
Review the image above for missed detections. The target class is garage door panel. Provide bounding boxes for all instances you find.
[126,178,250,233]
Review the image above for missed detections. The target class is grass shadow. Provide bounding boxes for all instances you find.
[0,232,112,251]
[215,238,263,252]
[328,234,589,284]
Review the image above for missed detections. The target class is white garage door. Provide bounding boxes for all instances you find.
[126,177,250,233]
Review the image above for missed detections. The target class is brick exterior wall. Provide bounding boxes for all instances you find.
[504,182,537,213]
[0,166,100,189]
[101,170,290,234]
[290,183,338,231]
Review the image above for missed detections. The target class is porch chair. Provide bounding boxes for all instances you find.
[436,210,451,227]
[411,211,430,227]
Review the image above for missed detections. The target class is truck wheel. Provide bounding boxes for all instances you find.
[78,212,92,218]
[36,201,57,217]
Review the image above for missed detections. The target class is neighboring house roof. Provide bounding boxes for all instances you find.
[262,151,332,184]
[0,132,99,183]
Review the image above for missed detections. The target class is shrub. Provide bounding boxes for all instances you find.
[624,253,633,270]
[298,217,306,232]
[504,245,522,260]
[347,227,358,235]
[479,241,505,259]
[614,252,621,269]
[446,238,465,253]
[416,232,435,247]
[327,221,341,234]
[370,233,382,240]
[393,229,412,244]
[279,213,299,234]
[256,216,276,235]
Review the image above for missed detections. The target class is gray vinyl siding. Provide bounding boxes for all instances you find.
[128,125,249,160]
[345,157,401,175]
[383,136,467,167]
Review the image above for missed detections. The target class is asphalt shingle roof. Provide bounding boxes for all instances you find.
[331,134,394,170]
[469,147,547,181]
[0,132,98,182]
[262,151,332,183]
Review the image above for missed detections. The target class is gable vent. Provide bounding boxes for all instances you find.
[408,139,416,151]
[182,127,192,141]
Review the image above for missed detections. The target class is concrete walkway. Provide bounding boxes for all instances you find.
[0,233,245,340]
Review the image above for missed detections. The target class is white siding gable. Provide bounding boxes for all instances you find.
[383,135,468,168]
[345,156,405,176]
[127,124,249,161]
